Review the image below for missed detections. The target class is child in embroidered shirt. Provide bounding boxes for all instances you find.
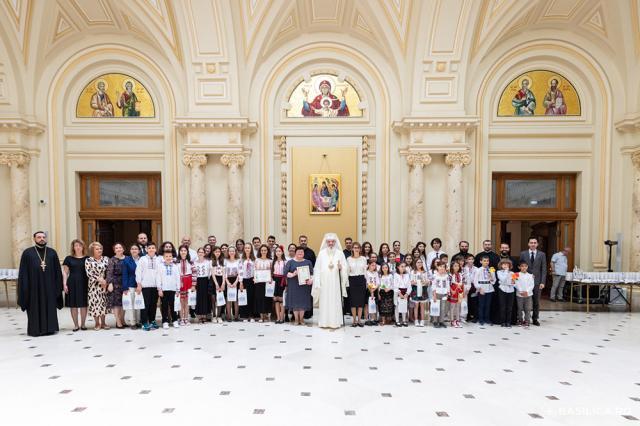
[449,261,464,328]
[365,260,380,326]
[431,260,450,328]
[225,247,241,322]
[157,250,180,329]
[497,258,516,328]
[410,258,429,327]
[463,254,477,323]
[378,263,395,325]
[393,262,411,327]
[177,245,195,326]
[474,255,496,326]
[515,261,535,328]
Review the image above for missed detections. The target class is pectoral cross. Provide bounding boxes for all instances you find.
[40,261,46,271]
[328,261,334,270]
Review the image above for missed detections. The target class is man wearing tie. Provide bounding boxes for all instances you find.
[519,236,546,326]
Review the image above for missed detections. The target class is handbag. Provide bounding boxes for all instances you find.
[227,286,237,302]
[188,290,197,307]
[265,281,275,298]
[174,293,181,312]
[397,298,408,314]
[368,296,377,314]
[216,291,226,307]
[133,292,145,309]
[461,300,468,317]
[430,299,441,317]
[121,292,132,310]
[238,289,248,306]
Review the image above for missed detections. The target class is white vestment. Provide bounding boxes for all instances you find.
[312,233,349,328]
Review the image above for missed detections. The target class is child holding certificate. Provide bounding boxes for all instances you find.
[272,246,287,324]
[364,260,380,326]
[410,258,429,327]
[393,262,411,327]
[224,247,241,322]
[378,263,394,325]
[431,261,451,328]
[254,244,273,323]
[448,261,464,328]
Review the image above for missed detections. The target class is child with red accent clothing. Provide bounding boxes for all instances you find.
[448,261,464,328]
[177,245,196,326]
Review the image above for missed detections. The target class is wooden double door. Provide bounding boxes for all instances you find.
[79,173,162,256]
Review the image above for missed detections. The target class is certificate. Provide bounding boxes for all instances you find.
[255,269,271,283]
[297,265,311,285]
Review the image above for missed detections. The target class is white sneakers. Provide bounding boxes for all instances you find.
[162,322,169,329]
[173,321,180,328]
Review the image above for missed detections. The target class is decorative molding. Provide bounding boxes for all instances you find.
[0,118,46,134]
[0,151,30,167]
[174,117,258,133]
[405,152,432,168]
[361,135,369,234]
[632,150,640,169]
[182,153,208,168]
[615,113,640,132]
[392,116,479,132]
[279,136,287,233]
[220,152,247,167]
[445,151,471,167]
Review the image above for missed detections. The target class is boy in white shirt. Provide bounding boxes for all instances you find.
[157,250,181,329]
[515,261,535,328]
[135,243,162,331]
[473,255,496,326]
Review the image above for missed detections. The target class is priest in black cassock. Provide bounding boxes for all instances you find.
[18,231,63,337]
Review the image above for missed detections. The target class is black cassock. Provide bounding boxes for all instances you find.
[18,246,63,337]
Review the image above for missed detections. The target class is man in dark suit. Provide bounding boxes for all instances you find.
[519,236,547,326]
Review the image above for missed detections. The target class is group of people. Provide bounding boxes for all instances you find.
[17,230,571,337]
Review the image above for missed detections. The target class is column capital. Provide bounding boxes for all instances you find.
[445,151,471,167]
[221,153,246,167]
[406,152,432,168]
[632,150,640,169]
[0,151,30,167]
[183,153,208,168]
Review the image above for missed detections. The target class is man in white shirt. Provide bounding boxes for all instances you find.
[426,237,446,270]
[550,247,570,302]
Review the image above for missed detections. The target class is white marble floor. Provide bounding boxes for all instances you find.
[1,309,639,425]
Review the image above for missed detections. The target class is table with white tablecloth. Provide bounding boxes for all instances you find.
[567,272,639,313]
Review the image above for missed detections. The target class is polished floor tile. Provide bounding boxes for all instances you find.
[1,309,639,425]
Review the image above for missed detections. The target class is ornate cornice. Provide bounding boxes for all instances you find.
[406,152,432,168]
[615,113,640,132]
[0,151,30,166]
[392,116,479,133]
[182,153,208,168]
[220,153,247,167]
[445,151,471,167]
[0,118,46,135]
[174,117,258,134]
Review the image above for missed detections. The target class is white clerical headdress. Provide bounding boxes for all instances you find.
[319,233,343,252]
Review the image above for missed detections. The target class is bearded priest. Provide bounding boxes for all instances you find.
[312,233,349,329]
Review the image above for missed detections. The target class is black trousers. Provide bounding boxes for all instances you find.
[140,287,158,324]
[240,279,255,318]
[467,293,478,321]
[490,283,501,324]
[498,289,515,325]
[532,284,541,322]
[160,290,177,323]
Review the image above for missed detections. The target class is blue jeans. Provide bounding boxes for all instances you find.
[478,292,493,324]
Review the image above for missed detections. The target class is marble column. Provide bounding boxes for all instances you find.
[445,152,471,253]
[221,153,246,243]
[183,153,208,247]
[406,153,431,248]
[0,152,32,267]
[632,151,640,271]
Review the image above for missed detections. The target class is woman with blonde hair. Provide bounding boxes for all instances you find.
[85,242,109,330]
[63,239,89,331]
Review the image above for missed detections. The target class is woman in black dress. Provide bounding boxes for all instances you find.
[284,247,313,325]
[63,239,89,331]
[106,242,126,329]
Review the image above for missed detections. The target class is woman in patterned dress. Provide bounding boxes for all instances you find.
[106,242,126,329]
[86,242,109,330]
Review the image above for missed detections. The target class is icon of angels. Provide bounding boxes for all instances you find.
[76,73,155,118]
[286,74,363,118]
[310,174,341,214]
